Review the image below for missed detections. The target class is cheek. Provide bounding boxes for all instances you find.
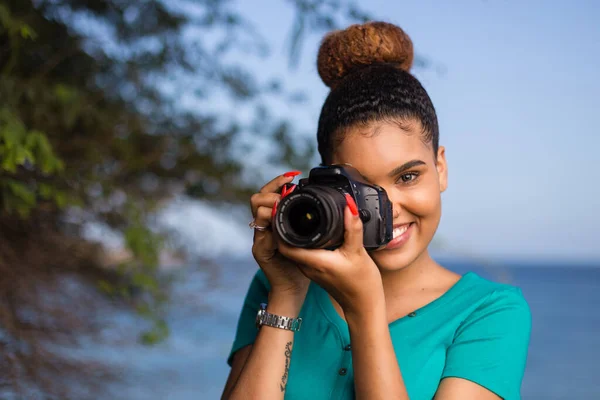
[394,180,441,219]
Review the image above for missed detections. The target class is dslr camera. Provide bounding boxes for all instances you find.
[273,165,393,250]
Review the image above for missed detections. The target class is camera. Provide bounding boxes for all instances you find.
[273,165,393,250]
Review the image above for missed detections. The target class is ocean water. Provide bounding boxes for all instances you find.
[84,257,599,400]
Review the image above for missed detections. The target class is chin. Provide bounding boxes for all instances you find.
[368,225,430,272]
[370,248,419,272]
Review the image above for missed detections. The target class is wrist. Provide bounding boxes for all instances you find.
[267,289,307,317]
[344,290,386,327]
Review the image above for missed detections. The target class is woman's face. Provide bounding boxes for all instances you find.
[331,120,447,272]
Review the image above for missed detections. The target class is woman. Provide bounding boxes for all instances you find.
[221,21,531,400]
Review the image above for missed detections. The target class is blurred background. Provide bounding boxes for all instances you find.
[1,0,599,399]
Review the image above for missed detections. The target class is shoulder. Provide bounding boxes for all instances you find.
[438,271,532,339]
[466,273,530,317]
[453,272,531,340]
[455,272,529,310]
[442,273,531,399]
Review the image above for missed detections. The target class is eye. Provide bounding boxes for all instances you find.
[397,172,420,184]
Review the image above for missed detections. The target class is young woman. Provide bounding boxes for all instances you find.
[221,21,531,400]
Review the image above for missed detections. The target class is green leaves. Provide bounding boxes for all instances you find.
[53,84,85,129]
[19,24,36,39]
[0,3,37,76]
[0,108,66,216]
[124,223,161,269]
[1,179,35,216]
[0,109,32,172]
[0,1,375,396]
[0,3,36,39]
[0,108,64,174]
[122,202,170,345]
[139,319,170,346]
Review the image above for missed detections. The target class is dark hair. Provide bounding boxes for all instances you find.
[316,22,439,165]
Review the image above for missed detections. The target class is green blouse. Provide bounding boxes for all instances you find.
[228,269,531,399]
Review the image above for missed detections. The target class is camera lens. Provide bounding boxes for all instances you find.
[275,186,346,249]
[288,200,321,237]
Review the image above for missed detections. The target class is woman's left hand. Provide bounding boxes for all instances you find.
[277,194,384,315]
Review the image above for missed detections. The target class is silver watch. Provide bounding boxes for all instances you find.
[255,303,303,332]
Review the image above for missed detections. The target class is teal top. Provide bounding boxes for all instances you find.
[228,270,531,400]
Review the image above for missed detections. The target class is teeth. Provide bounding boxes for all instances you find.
[393,224,410,238]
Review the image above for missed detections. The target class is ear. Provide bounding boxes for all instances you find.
[436,146,448,193]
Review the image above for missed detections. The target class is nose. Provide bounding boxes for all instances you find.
[382,185,404,220]
[391,202,404,221]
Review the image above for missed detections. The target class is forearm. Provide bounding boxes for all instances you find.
[346,296,409,400]
[228,293,303,400]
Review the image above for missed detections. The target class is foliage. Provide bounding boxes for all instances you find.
[0,0,376,397]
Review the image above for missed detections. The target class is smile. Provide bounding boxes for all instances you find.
[386,222,415,250]
[393,223,411,238]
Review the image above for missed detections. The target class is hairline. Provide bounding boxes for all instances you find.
[327,116,437,164]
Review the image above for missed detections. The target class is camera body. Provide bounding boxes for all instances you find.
[274,165,393,250]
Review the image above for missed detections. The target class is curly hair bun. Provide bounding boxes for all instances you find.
[317,21,414,89]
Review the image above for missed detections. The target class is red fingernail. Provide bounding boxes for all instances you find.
[283,170,301,177]
[281,186,288,197]
[282,184,296,198]
[344,194,359,216]
[271,201,278,219]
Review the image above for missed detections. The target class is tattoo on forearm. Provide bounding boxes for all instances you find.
[280,341,292,392]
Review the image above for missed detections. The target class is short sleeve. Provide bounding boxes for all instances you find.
[441,287,532,400]
[226,269,270,366]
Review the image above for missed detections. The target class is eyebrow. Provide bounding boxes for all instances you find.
[359,159,426,183]
[387,160,426,178]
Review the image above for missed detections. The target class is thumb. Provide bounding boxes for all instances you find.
[340,194,364,252]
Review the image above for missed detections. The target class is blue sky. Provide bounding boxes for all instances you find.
[185,1,600,262]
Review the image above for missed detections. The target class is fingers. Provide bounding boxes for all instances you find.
[251,171,301,250]
[254,204,274,227]
[251,171,301,217]
[339,197,364,254]
[250,192,280,218]
[252,202,277,254]
[259,171,301,194]
[277,240,333,272]
[252,229,277,261]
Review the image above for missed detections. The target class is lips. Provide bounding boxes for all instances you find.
[385,222,415,249]
[392,223,411,238]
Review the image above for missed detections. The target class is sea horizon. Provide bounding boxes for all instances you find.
[16,255,595,400]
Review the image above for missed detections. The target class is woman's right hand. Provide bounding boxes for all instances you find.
[250,171,310,300]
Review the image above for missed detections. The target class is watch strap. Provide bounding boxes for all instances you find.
[256,303,303,332]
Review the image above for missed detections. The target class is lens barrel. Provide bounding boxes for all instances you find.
[275,186,347,249]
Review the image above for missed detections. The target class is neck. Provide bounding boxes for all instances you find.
[379,249,441,297]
